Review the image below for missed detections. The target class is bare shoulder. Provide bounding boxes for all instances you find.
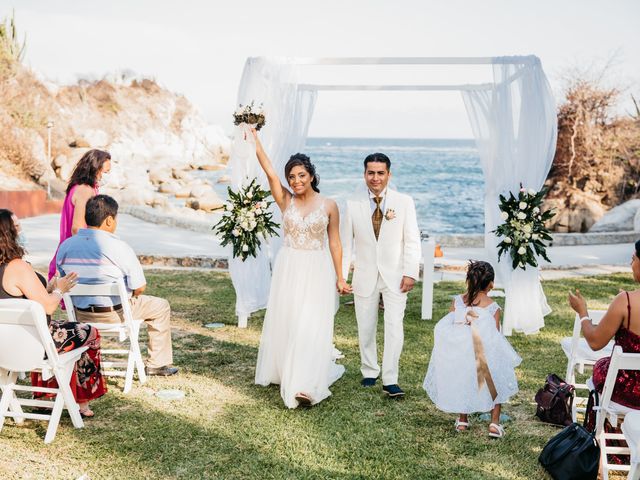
[73,184,95,202]
[5,258,31,274]
[323,197,338,210]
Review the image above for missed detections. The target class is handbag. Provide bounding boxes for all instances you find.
[539,423,600,480]
[535,373,575,427]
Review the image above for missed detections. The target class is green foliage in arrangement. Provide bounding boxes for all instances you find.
[213,178,280,261]
[494,186,556,270]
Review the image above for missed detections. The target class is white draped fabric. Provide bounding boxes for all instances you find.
[228,56,557,333]
[229,58,317,317]
[462,56,557,335]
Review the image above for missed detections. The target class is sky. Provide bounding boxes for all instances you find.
[1,0,639,138]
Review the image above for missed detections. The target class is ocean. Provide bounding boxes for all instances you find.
[200,137,484,234]
[305,137,483,234]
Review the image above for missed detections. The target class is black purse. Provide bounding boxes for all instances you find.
[539,423,600,480]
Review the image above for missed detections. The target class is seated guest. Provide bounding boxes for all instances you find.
[569,240,640,409]
[0,209,106,417]
[57,195,178,376]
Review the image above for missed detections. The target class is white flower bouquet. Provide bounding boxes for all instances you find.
[233,101,266,130]
[493,185,555,270]
[213,178,279,261]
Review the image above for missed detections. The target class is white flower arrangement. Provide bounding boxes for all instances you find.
[493,185,556,270]
[212,179,279,261]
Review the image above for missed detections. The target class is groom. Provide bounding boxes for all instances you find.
[342,153,421,398]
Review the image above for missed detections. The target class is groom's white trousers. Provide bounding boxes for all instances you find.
[354,274,407,386]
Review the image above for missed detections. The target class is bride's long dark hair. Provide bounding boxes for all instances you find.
[284,153,320,193]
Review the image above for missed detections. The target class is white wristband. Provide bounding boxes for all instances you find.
[580,316,591,323]
[52,288,63,298]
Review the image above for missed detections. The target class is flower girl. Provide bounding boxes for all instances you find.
[423,261,521,438]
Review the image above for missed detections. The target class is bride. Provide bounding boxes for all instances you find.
[252,129,351,408]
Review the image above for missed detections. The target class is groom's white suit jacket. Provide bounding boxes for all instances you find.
[342,188,421,297]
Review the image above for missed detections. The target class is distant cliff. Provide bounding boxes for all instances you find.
[0,14,230,216]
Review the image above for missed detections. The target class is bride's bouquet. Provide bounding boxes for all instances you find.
[493,185,555,270]
[233,101,266,130]
[213,178,279,261]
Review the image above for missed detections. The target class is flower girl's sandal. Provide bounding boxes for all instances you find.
[488,423,505,438]
[454,418,470,432]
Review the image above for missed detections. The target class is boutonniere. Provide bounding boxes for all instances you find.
[384,208,396,221]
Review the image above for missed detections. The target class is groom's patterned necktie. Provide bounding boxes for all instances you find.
[372,196,383,240]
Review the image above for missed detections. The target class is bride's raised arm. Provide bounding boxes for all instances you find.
[251,129,291,212]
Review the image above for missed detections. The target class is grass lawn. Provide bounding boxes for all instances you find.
[0,270,633,479]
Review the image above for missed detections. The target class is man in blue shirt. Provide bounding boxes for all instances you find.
[57,195,178,376]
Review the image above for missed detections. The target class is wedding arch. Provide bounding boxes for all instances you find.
[228,56,557,336]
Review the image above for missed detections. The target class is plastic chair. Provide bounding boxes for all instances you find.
[63,278,146,393]
[593,346,640,479]
[561,310,613,421]
[0,299,85,443]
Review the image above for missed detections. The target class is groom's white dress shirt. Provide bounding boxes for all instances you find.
[342,187,420,385]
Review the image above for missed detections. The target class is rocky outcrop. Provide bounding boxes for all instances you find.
[0,53,231,216]
[590,199,640,233]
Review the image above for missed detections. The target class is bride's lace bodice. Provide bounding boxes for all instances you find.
[282,198,328,251]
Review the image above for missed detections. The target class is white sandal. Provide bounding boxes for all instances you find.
[488,423,505,438]
[455,418,470,432]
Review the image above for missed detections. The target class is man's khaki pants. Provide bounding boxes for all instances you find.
[75,295,173,369]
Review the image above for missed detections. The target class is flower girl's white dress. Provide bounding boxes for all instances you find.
[423,295,521,413]
[255,197,345,408]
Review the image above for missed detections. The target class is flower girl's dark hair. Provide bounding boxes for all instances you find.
[284,153,320,193]
[465,260,495,306]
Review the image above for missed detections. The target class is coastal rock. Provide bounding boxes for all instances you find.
[589,199,640,232]
[174,186,191,198]
[158,182,178,194]
[633,210,640,232]
[53,154,68,169]
[149,167,172,185]
[544,189,606,233]
[196,192,224,212]
[190,184,213,198]
[83,129,110,148]
[217,175,231,184]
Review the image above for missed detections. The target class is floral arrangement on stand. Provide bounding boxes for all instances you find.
[213,178,279,261]
[494,185,556,270]
[233,101,266,130]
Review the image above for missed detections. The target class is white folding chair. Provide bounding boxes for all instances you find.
[593,346,640,480]
[561,310,613,421]
[0,299,85,443]
[63,278,147,394]
[622,411,640,480]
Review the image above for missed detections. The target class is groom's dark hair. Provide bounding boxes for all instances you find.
[364,153,391,171]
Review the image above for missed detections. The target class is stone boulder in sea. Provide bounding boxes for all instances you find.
[589,199,640,233]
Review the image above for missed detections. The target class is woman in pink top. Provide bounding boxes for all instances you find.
[48,149,112,279]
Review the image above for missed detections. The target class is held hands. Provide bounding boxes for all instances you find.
[400,276,415,293]
[336,278,353,295]
[568,289,588,317]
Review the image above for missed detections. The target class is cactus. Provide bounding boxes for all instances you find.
[0,10,26,64]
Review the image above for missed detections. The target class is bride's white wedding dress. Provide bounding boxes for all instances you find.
[255,197,345,408]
